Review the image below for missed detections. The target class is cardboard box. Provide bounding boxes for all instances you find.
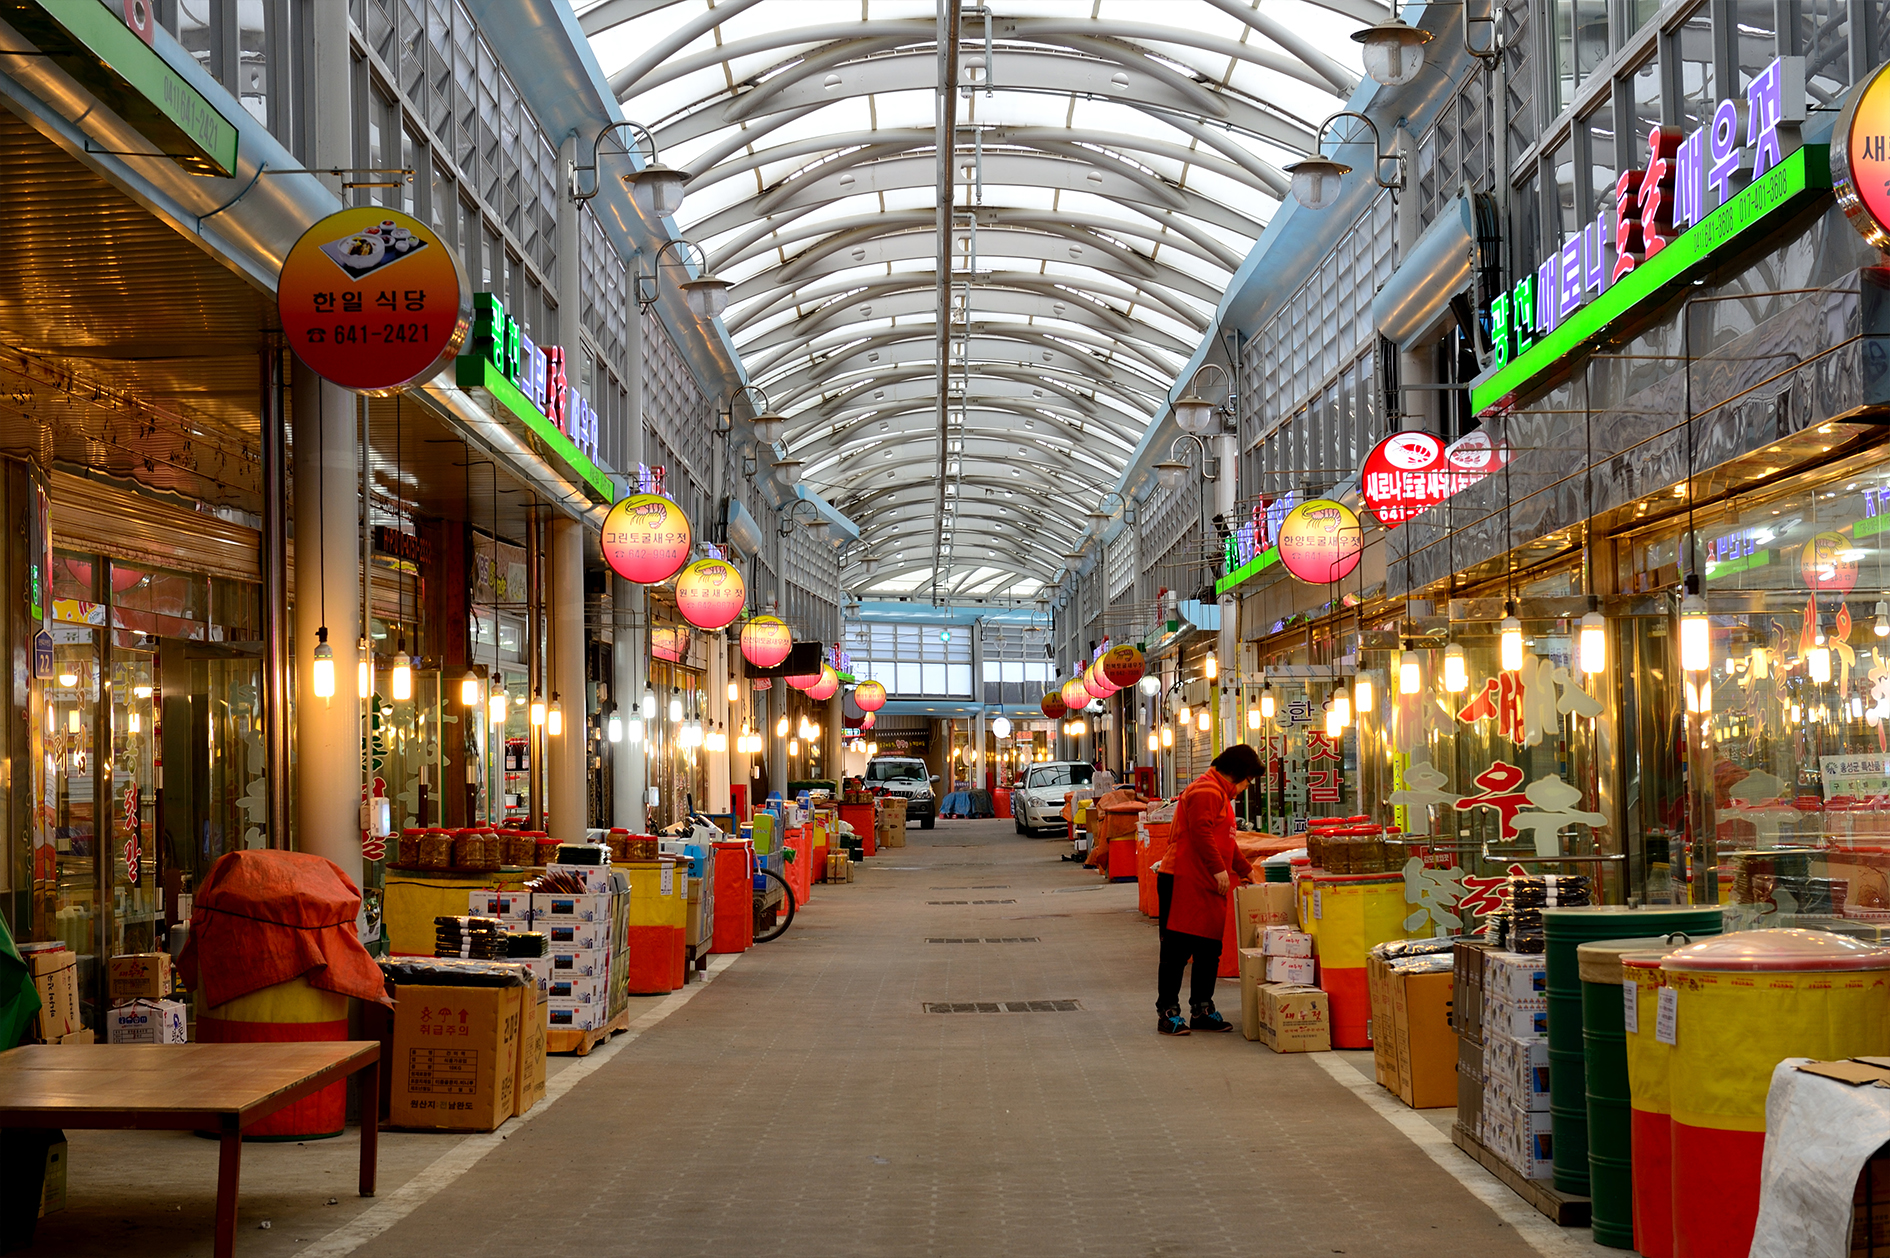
[541,921,608,950]
[1500,1101,1554,1178]
[1258,984,1330,1053]
[546,972,608,1005]
[513,993,547,1117]
[106,999,188,1045]
[1235,883,1297,947]
[1453,940,1490,1045]
[39,1138,65,1219]
[1238,947,1267,1041]
[1389,969,1458,1109]
[1484,951,1547,1002]
[1261,926,1313,957]
[542,863,613,893]
[54,1030,92,1045]
[545,998,607,1032]
[469,891,529,919]
[531,890,613,923]
[106,953,172,1002]
[1266,956,1316,986]
[547,948,608,978]
[1457,1037,1484,1132]
[390,983,524,1132]
[1366,953,1397,1087]
[1483,999,1549,1040]
[27,949,81,1041]
[1484,1030,1551,1111]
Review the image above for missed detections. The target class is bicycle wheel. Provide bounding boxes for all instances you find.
[752,866,797,943]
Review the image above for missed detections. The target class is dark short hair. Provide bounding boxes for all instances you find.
[1212,744,1264,783]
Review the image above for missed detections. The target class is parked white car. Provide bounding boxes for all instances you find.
[1012,761,1094,836]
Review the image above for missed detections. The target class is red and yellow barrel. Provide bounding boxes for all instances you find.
[1662,929,1890,1258]
[199,976,351,1139]
[1297,872,1419,1048]
[622,861,679,995]
[1623,950,1677,1257]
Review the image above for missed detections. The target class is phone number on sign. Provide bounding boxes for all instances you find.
[303,322,437,345]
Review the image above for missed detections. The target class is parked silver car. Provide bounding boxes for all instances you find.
[1012,761,1094,836]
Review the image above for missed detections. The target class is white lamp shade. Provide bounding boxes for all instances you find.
[1172,394,1216,435]
[1284,157,1350,211]
[752,414,787,446]
[1352,20,1432,86]
[625,162,687,217]
[1154,459,1190,491]
[681,275,730,320]
[772,457,804,486]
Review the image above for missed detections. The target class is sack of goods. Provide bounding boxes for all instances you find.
[435,915,508,959]
[1479,950,1551,1178]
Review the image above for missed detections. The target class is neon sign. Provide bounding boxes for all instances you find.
[467,293,600,462]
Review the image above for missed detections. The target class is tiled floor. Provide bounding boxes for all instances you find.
[31,819,1605,1257]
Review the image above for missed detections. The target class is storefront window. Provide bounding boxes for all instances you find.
[1583,98,1616,219]
[112,564,207,640]
[1669,6,1715,132]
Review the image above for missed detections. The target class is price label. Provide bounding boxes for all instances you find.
[660,863,674,897]
[1622,982,1638,1034]
[1655,986,1678,1045]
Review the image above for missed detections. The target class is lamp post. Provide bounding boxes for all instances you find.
[1282,111,1407,211]
[634,238,730,321]
[567,119,685,217]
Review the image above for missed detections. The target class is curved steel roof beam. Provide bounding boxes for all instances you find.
[777,362,1157,437]
[1003,17,1350,95]
[764,343,1169,418]
[606,0,773,98]
[578,0,689,37]
[801,400,1144,456]
[650,48,1316,154]
[844,481,1096,532]
[817,446,1117,500]
[1199,0,1363,96]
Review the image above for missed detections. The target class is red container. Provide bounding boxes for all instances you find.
[710,840,753,954]
[993,788,1011,818]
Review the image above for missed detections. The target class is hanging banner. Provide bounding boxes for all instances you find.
[854,679,887,712]
[740,615,793,668]
[1278,499,1364,583]
[600,493,692,584]
[279,207,469,395]
[674,558,745,630]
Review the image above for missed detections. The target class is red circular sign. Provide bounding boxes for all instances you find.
[1040,691,1068,720]
[1100,643,1145,687]
[807,665,840,701]
[279,208,469,395]
[854,680,887,712]
[740,616,792,668]
[675,559,745,630]
[1086,660,1118,698]
[1802,531,1859,594]
[1060,677,1090,711]
[601,494,692,584]
[1838,62,1890,249]
[785,667,823,691]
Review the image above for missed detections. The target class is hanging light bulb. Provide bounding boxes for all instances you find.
[1399,648,1422,694]
[547,695,563,737]
[1679,578,1710,672]
[1138,674,1159,696]
[311,626,335,702]
[1247,707,1262,731]
[68,708,79,734]
[789,738,800,756]
[1876,601,1890,638]
[607,713,623,743]
[1324,706,1342,737]
[1808,643,1832,683]
[1499,601,1524,672]
[1750,646,1769,679]
[1259,681,1275,719]
[1790,702,1802,725]
[127,711,140,734]
[1354,672,1374,718]
[1853,695,1866,720]
[460,670,479,707]
[627,716,644,746]
[1161,725,1174,748]
[1195,710,1208,732]
[1204,653,1218,681]
[641,687,656,718]
[1579,602,1607,675]
[1147,730,1159,751]
[1443,643,1469,693]
[1332,685,1351,728]
[390,635,413,701]
[530,694,546,727]
[1176,703,1191,724]
[359,653,372,699]
[489,689,507,725]
[867,741,877,756]
[668,689,683,723]
[775,715,790,737]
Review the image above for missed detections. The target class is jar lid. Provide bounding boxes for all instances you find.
[1663,927,1890,972]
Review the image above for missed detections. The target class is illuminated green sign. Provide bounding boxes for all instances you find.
[1473,143,1829,416]
[1215,544,1279,595]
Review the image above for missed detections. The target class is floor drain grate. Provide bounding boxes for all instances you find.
[927,900,969,905]
[924,1000,1082,1013]
[925,937,1042,944]
[972,899,1016,905]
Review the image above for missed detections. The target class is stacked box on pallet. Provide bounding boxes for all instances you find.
[1453,941,1491,1139]
[1480,950,1551,1179]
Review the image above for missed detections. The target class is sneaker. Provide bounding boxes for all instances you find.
[1189,1004,1234,1032]
[1157,1009,1191,1036]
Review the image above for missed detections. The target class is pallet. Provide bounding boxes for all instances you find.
[1450,1123,1591,1227]
[546,1005,631,1057]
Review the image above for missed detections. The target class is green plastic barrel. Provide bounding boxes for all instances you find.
[1577,937,1682,1248]
[1542,906,1724,1197]
[1263,861,1290,884]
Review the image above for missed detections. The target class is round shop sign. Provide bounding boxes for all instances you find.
[1100,642,1145,688]
[1360,431,1445,529]
[785,666,824,691]
[1040,690,1068,720]
[600,494,692,584]
[807,664,840,702]
[1801,530,1860,594]
[278,207,469,395]
[1060,677,1091,711]
[854,679,887,712]
[1278,498,1364,584]
[674,559,746,630]
[739,615,793,668]
[1086,659,1118,698]
[1837,61,1890,248]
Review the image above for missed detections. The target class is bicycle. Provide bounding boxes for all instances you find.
[753,865,796,944]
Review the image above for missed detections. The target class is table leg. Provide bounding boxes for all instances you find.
[358,1057,379,1198]
[215,1124,242,1258]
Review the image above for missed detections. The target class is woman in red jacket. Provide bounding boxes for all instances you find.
[1157,744,1262,1035]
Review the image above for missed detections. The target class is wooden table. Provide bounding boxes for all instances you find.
[0,1041,380,1257]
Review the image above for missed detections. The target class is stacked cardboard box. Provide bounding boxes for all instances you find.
[1235,883,1296,949]
[469,864,623,1034]
[22,944,83,1042]
[1364,946,1458,1108]
[1261,925,1315,986]
[1453,941,1491,1139]
[1256,984,1330,1053]
[1480,950,1552,1178]
[1237,947,1268,1040]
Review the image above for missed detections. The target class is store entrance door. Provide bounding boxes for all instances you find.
[157,640,266,921]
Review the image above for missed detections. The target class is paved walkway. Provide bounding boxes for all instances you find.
[35,819,1607,1257]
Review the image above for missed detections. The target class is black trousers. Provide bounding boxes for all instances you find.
[1156,871,1173,934]
[1158,927,1222,1013]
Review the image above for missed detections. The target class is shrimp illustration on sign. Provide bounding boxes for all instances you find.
[600,493,692,584]
[676,558,747,631]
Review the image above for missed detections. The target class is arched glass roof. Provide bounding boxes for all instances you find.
[580,0,1377,602]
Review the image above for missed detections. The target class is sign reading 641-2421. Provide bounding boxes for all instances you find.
[279,207,470,395]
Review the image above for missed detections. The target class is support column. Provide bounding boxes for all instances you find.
[825,688,841,785]
[526,509,545,830]
[706,635,730,813]
[1217,432,1238,754]
[972,710,986,791]
[291,360,362,878]
[611,575,644,830]
[548,515,586,840]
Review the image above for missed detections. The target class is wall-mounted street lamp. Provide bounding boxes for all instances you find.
[1171,363,1231,437]
[568,119,685,217]
[1351,2,1434,86]
[779,497,827,537]
[1283,111,1407,211]
[634,238,730,320]
[719,383,787,447]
